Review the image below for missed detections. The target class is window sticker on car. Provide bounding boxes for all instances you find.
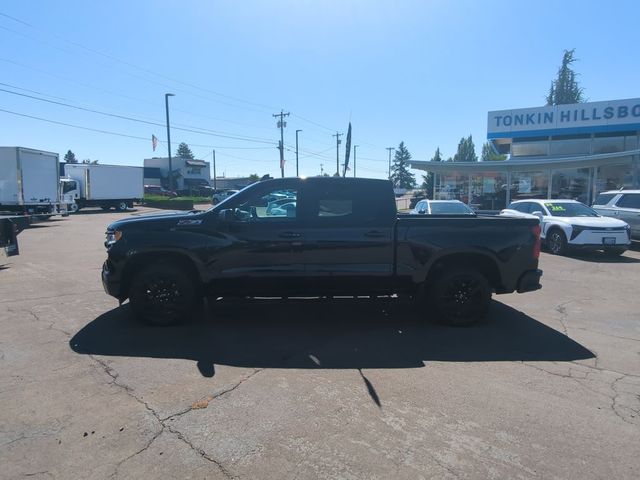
[545,203,566,212]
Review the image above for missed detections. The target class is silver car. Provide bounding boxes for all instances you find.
[592,190,640,240]
[411,199,475,215]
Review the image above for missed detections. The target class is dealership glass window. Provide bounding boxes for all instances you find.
[592,136,625,154]
[625,135,638,150]
[550,168,590,204]
[595,161,633,194]
[511,171,549,200]
[549,138,591,156]
[511,141,548,157]
[435,173,469,203]
[470,172,506,210]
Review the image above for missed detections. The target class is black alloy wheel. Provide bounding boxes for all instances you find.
[431,268,491,326]
[129,263,198,326]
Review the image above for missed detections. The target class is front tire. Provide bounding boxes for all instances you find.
[430,268,491,327]
[116,201,128,211]
[129,262,199,326]
[546,229,567,255]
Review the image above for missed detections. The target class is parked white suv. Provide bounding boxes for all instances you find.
[592,190,640,241]
[500,199,631,256]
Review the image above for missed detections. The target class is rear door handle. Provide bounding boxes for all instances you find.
[364,230,386,238]
[279,231,302,239]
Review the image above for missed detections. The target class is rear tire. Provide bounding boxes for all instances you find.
[546,229,567,255]
[116,201,128,211]
[129,262,199,326]
[429,268,491,327]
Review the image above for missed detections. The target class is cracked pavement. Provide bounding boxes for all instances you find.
[1,208,639,479]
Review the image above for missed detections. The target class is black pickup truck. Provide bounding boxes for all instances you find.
[102,177,542,326]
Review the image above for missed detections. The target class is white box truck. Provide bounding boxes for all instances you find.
[61,163,143,212]
[0,147,61,215]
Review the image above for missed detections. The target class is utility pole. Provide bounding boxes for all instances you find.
[386,147,394,180]
[273,110,290,178]
[212,150,217,192]
[353,145,359,178]
[295,129,302,177]
[332,132,343,175]
[164,93,175,190]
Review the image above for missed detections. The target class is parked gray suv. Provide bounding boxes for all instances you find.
[592,190,640,240]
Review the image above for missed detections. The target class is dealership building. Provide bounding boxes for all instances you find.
[409,97,640,210]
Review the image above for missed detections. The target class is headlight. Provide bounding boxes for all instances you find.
[570,225,586,240]
[105,230,122,247]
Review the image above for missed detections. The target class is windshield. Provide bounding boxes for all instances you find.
[544,202,599,217]
[430,202,474,215]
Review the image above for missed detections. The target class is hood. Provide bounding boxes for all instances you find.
[107,210,204,231]
[546,215,629,228]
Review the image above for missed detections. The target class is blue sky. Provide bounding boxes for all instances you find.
[1,0,639,179]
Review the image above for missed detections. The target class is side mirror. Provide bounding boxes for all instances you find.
[531,210,544,219]
[218,208,236,221]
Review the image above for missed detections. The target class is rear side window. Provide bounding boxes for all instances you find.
[318,199,353,217]
[509,202,530,213]
[306,181,394,226]
[617,193,640,209]
[593,193,616,206]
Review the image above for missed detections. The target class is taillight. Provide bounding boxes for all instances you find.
[531,224,541,259]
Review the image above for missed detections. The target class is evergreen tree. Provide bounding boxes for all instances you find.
[453,135,478,162]
[546,49,585,105]
[175,142,195,159]
[64,150,78,164]
[248,174,261,182]
[480,142,507,161]
[390,141,416,189]
[421,147,442,198]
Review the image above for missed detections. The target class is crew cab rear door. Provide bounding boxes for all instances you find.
[300,179,395,294]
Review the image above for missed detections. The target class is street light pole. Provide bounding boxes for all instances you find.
[295,130,302,177]
[353,145,358,178]
[165,93,175,191]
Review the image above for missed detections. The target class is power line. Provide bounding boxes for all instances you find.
[0,17,276,114]
[0,86,276,144]
[0,13,342,137]
[0,108,152,141]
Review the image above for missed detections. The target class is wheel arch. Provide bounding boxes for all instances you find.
[120,251,202,299]
[423,252,502,292]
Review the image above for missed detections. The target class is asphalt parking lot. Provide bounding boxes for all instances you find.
[1,207,639,479]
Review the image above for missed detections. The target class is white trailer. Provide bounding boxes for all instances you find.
[61,163,143,212]
[0,147,61,215]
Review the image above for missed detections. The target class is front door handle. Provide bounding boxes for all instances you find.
[279,231,302,239]
[364,230,386,238]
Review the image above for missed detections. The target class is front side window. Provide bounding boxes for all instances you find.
[593,193,616,206]
[62,181,77,194]
[234,188,297,220]
[617,193,640,209]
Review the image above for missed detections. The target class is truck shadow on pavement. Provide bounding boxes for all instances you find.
[70,298,594,380]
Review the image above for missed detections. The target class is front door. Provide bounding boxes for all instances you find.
[615,193,640,238]
[203,181,306,295]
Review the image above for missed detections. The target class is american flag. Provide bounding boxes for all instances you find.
[151,134,158,151]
